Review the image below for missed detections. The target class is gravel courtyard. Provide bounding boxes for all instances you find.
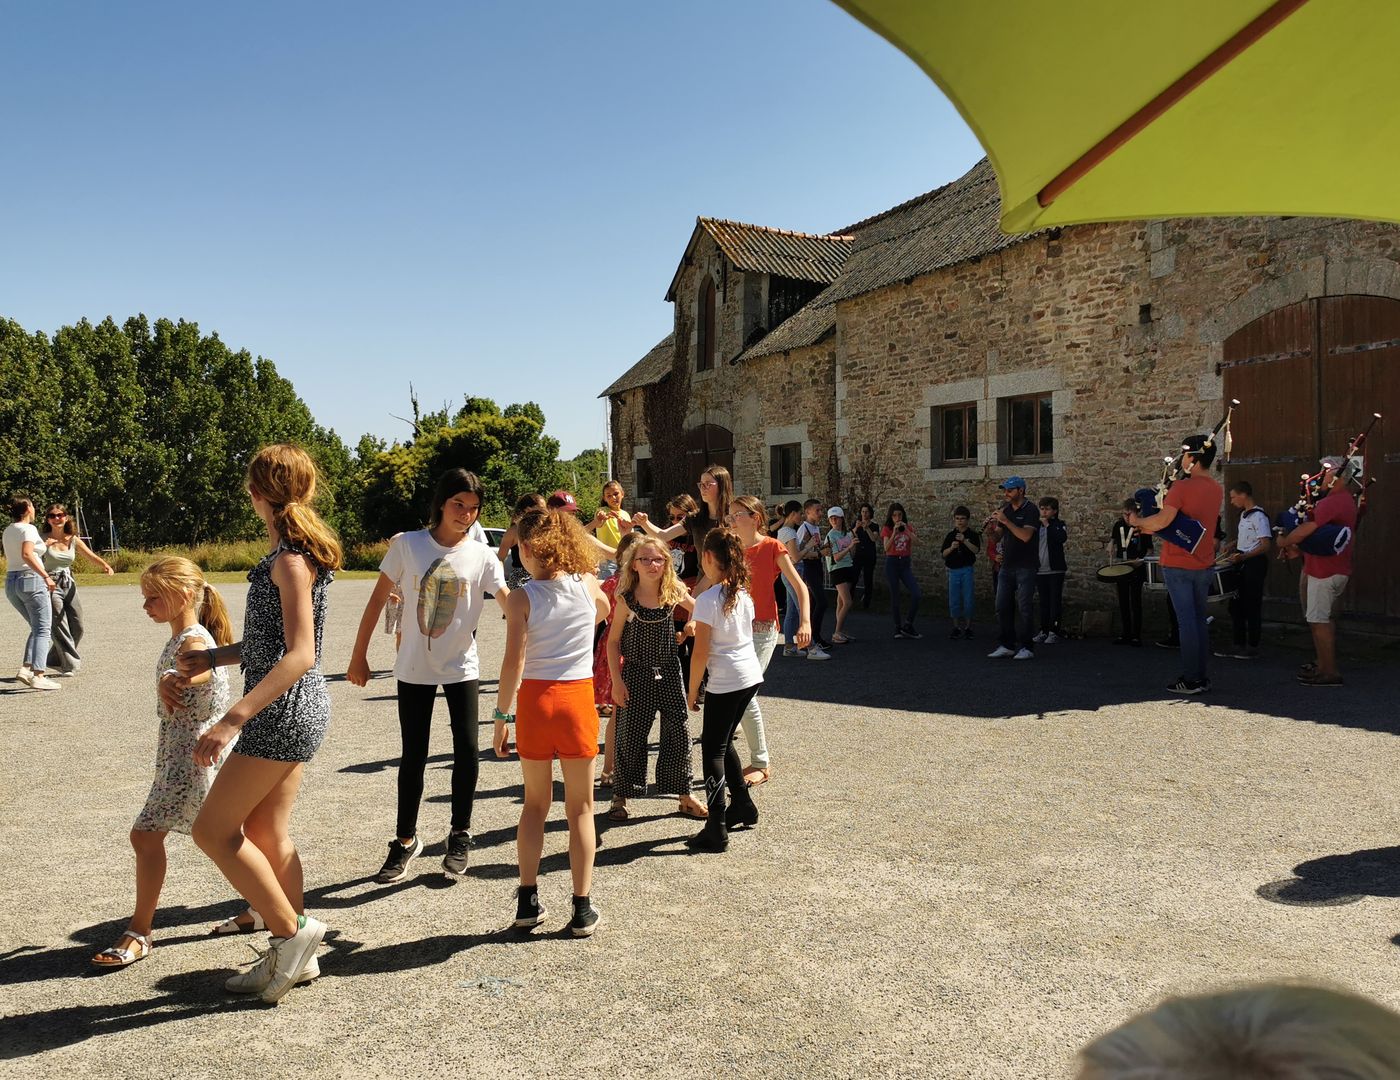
[3,579,1399,1079]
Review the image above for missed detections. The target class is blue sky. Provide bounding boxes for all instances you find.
[1,0,982,459]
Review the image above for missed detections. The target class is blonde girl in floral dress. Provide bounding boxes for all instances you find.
[91,557,233,969]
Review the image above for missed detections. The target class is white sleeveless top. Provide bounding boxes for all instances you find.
[521,574,596,681]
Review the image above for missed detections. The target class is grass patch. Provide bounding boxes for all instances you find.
[77,570,379,586]
[72,539,391,578]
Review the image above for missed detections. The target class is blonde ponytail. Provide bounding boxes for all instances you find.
[247,444,343,572]
[200,583,234,646]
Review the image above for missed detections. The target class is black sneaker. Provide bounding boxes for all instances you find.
[513,886,547,928]
[569,898,600,938]
[949,627,963,640]
[442,829,472,881]
[1166,677,1204,696]
[1155,639,1179,650]
[901,625,923,640]
[374,836,422,883]
[963,627,974,640]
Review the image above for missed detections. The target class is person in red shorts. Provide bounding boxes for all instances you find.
[1130,433,1223,696]
[1279,456,1359,687]
[494,508,610,937]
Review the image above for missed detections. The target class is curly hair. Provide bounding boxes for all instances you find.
[702,527,751,615]
[517,507,597,578]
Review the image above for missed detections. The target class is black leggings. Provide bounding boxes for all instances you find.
[396,679,479,839]
[700,683,761,821]
[1036,573,1065,633]
[1230,556,1268,648]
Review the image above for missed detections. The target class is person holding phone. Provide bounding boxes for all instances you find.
[881,503,921,639]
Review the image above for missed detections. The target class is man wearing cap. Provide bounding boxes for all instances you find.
[988,477,1039,660]
[1130,434,1222,695]
[1279,457,1357,687]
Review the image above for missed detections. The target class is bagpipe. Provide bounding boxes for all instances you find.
[1273,412,1381,557]
[1133,399,1237,554]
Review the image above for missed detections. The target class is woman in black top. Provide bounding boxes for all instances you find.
[852,504,880,609]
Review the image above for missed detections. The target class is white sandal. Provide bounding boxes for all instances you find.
[211,907,265,935]
[91,929,152,969]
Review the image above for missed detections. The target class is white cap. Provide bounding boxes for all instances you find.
[827,506,845,519]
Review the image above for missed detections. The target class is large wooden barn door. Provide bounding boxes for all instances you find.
[1222,296,1398,621]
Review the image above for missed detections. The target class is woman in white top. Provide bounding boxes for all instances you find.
[495,508,610,937]
[686,527,763,853]
[4,495,61,690]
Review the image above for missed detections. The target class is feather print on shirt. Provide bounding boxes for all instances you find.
[416,557,459,650]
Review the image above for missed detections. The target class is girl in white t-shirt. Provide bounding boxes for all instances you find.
[686,527,763,853]
[495,508,610,937]
[347,469,509,886]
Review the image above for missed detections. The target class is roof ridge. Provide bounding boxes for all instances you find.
[834,158,991,235]
[699,216,853,242]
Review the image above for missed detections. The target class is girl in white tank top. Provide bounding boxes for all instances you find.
[494,507,609,937]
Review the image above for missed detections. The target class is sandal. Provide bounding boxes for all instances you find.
[677,796,708,820]
[598,770,614,788]
[211,907,265,935]
[743,766,772,788]
[608,796,629,821]
[91,929,152,969]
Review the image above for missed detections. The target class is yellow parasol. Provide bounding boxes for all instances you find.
[832,0,1400,233]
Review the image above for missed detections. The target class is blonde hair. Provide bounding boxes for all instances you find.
[702,527,750,615]
[141,557,234,647]
[616,536,688,609]
[517,508,597,578]
[247,444,343,572]
[1078,982,1400,1080]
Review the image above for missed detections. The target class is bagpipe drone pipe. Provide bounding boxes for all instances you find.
[1133,400,1238,555]
[1273,413,1381,557]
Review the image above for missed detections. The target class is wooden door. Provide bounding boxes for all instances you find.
[1222,295,1399,621]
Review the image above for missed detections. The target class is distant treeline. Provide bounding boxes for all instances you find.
[0,315,603,548]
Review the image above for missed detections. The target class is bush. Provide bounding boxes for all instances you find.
[86,538,385,574]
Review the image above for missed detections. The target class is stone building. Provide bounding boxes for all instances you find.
[601,160,1400,626]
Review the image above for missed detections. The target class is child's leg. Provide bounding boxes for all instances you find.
[1050,574,1065,634]
[240,762,307,917]
[1036,575,1052,632]
[517,759,554,887]
[612,688,645,800]
[722,686,760,808]
[192,754,304,939]
[885,559,903,628]
[602,713,616,777]
[834,582,851,635]
[559,756,597,898]
[739,624,778,774]
[902,561,921,625]
[395,681,436,843]
[443,680,480,834]
[129,828,169,935]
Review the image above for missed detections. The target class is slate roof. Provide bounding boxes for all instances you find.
[598,332,674,398]
[740,159,1027,361]
[665,219,853,301]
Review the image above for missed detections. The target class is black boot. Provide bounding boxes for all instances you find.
[725,799,759,830]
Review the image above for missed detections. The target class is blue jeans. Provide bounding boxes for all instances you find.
[782,576,801,645]
[1163,566,1212,683]
[995,566,1036,650]
[884,555,920,628]
[947,565,974,621]
[6,570,53,671]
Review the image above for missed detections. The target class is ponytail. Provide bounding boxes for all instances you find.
[247,444,343,572]
[200,583,234,646]
[272,502,343,573]
[701,527,751,615]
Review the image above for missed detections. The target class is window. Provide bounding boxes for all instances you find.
[770,443,802,494]
[1006,393,1054,462]
[634,458,655,500]
[933,403,977,466]
[697,278,716,372]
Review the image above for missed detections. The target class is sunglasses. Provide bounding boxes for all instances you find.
[46,512,66,519]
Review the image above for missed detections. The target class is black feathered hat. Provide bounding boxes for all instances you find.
[1180,433,1218,468]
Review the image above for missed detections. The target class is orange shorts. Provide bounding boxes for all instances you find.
[515,678,599,761]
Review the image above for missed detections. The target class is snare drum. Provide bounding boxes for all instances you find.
[1208,562,1239,603]
[1095,561,1140,583]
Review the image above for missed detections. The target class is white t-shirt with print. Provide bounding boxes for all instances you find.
[380,529,507,684]
[692,584,762,694]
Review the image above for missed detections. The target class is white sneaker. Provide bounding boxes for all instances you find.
[1013,648,1034,660]
[1032,631,1048,644]
[987,646,1015,659]
[225,945,319,993]
[259,916,326,1004]
[1044,632,1061,644]
[28,673,62,690]
[16,665,33,684]
[806,645,831,661]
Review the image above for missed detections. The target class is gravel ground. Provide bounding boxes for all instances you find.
[3,580,1399,1079]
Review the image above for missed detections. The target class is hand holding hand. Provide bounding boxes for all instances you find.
[176,648,214,680]
[346,654,371,687]
[633,512,650,528]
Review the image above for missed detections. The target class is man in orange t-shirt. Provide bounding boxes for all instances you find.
[1130,433,1223,695]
